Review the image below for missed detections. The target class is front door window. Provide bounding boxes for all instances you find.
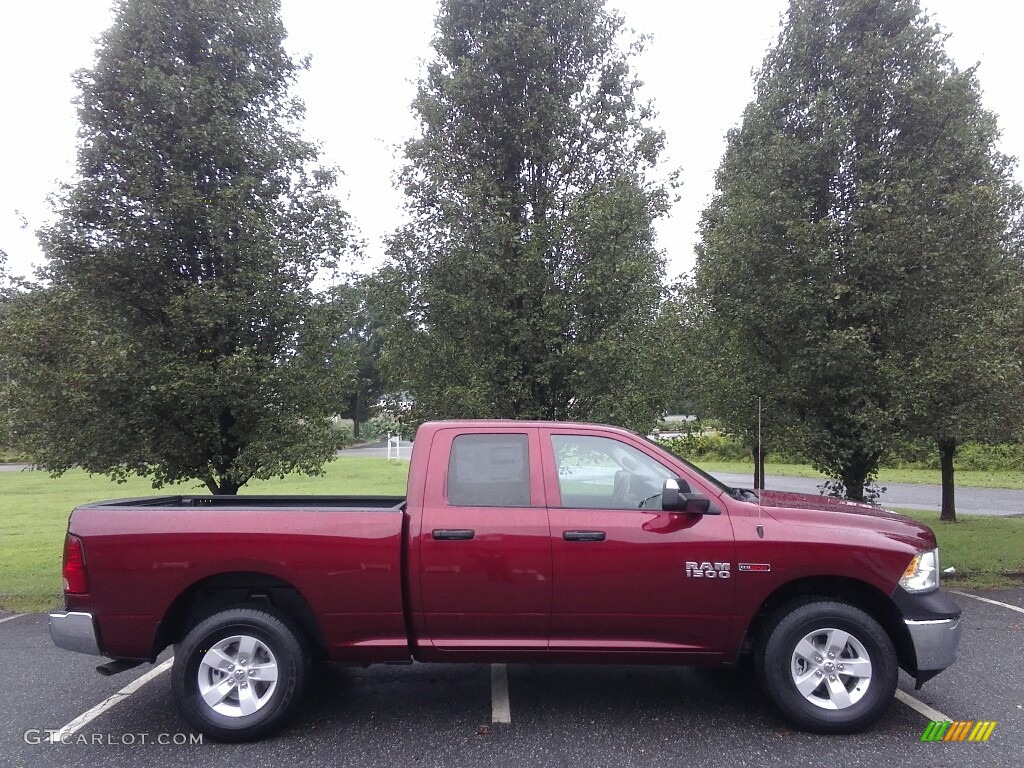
[551,434,673,510]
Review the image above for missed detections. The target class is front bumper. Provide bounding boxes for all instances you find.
[905,616,962,686]
[49,611,102,656]
[891,587,962,687]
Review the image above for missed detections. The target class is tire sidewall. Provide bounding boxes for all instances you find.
[761,602,897,733]
[172,608,305,742]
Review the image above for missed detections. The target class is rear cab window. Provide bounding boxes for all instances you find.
[447,433,532,507]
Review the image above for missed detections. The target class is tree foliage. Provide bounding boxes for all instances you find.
[665,281,793,489]
[377,0,675,433]
[328,278,385,439]
[0,250,21,449]
[3,0,355,494]
[691,0,1023,505]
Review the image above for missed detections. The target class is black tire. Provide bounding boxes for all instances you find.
[755,600,897,734]
[172,607,309,742]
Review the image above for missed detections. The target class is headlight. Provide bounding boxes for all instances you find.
[900,548,939,593]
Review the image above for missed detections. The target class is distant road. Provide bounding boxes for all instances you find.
[338,440,414,460]
[712,471,1023,518]
[3,449,1020,517]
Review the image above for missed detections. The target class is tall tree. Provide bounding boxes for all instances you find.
[891,184,1024,520]
[328,278,385,440]
[692,0,1022,504]
[0,250,19,450]
[377,0,675,432]
[5,0,354,494]
[668,280,793,490]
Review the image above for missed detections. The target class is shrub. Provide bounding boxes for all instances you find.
[656,434,751,462]
[881,442,1024,472]
[953,443,1024,472]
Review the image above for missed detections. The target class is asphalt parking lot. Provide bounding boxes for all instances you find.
[2,588,1021,768]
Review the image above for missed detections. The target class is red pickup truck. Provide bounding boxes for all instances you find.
[49,420,961,741]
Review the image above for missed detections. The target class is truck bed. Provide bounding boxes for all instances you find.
[76,494,406,510]
[63,495,410,662]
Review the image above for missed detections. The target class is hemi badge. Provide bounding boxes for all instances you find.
[738,563,771,572]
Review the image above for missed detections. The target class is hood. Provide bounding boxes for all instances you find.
[749,489,936,550]
[755,489,894,519]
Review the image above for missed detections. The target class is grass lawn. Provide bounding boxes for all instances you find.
[1,459,1020,612]
[697,461,1024,490]
[896,509,1024,589]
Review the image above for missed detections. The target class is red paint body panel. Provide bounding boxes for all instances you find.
[66,505,408,662]
[540,426,735,656]
[59,420,939,669]
[410,426,552,658]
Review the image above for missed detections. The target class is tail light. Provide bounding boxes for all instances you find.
[62,534,89,594]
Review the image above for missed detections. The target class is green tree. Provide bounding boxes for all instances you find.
[5,0,354,494]
[0,250,11,293]
[328,278,385,440]
[377,0,675,433]
[692,0,1023,504]
[668,281,794,489]
[0,251,20,450]
[891,190,1024,520]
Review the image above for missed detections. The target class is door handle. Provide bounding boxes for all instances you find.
[432,529,475,541]
[562,530,606,542]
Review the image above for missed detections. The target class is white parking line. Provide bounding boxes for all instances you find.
[894,689,951,722]
[949,590,1024,615]
[0,614,23,625]
[490,664,511,724]
[46,658,174,744]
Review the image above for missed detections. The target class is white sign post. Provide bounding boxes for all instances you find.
[387,434,401,461]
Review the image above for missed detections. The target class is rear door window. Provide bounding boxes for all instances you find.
[447,433,532,507]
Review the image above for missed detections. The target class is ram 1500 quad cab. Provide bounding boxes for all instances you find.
[50,420,961,741]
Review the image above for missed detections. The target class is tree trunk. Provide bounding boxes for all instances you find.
[938,439,957,522]
[839,449,880,503]
[842,472,865,503]
[212,407,242,495]
[752,446,766,489]
[353,390,365,439]
[204,476,241,495]
[840,460,868,502]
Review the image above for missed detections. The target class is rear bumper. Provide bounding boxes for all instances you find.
[49,611,102,656]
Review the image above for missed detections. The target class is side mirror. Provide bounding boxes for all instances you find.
[661,477,686,511]
[662,478,718,515]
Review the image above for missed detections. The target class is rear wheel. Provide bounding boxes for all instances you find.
[172,607,309,742]
[756,600,897,733]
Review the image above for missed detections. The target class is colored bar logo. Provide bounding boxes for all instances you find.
[920,721,997,742]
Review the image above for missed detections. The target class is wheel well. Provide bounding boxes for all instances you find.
[740,576,915,672]
[152,572,325,661]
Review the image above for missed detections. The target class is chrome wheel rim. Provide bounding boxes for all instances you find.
[197,634,279,717]
[790,627,872,710]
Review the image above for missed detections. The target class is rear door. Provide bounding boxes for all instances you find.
[416,427,552,651]
[542,427,736,655]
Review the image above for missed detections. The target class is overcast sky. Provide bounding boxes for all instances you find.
[2,0,1022,284]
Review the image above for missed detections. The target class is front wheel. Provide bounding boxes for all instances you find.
[756,600,897,733]
[172,607,309,742]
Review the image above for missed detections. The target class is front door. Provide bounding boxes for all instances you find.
[542,428,736,655]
